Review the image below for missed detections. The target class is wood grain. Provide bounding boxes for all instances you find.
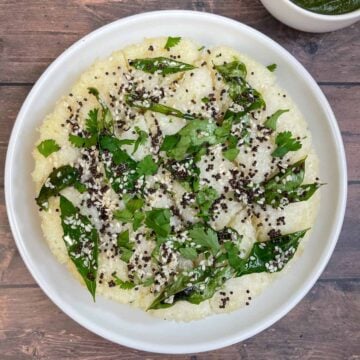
[0,0,359,83]
[0,0,359,359]
[0,281,359,359]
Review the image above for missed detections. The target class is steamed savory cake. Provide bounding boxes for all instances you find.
[32,37,321,321]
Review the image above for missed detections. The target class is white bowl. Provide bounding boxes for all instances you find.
[260,0,360,32]
[5,10,347,354]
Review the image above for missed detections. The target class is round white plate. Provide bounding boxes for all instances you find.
[5,10,347,354]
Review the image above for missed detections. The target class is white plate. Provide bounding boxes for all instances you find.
[5,10,347,354]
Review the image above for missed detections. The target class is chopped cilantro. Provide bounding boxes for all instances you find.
[132,126,148,154]
[179,247,198,260]
[113,275,135,289]
[145,208,171,238]
[266,63,277,72]
[272,131,302,157]
[136,155,158,176]
[37,139,60,157]
[188,224,220,255]
[195,186,218,221]
[164,36,181,50]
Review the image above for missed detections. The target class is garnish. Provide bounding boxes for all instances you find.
[145,208,171,238]
[125,91,197,120]
[272,131,302,157]
[113,196,145,230]
[264,109,289,130]
[117,230,134,262]
[37,139,60,158]
[256,158,321,208]
[266,63,277,72]
[136,155,159,176]
[195,186,218,221]
[132,126,148,154]
[164,36,181,50]
[113,275,136,289]
[148,229,306,309]
[161,119,226,161]
[128,57,195,75]
[60,195,98,300]
[35,165,80,210]
[215,60,266,115]
[230,230,307,276]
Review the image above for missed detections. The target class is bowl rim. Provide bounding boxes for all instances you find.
[5,10,348,353]
[283,0,360,20]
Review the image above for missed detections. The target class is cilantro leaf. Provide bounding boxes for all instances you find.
[164,36,181,50]
[37,139,60,157]
[137,155,158,176]
[195,186,218,221]
[88,87,114,133]
[179,247,198,260]
[223,147,239,161]
[188,224,220,255]
[145,208,171,238]
[264,109,289,130]
[128,57,195,75]
[266,63,277,72]
[114,198,144,219]
[113,275,135,289]
[161,119,220,161]
[85,108,100,135]
[272,131,302,157]
[117,230,134,262]
[69,134,97,148]
[132,126,148,154]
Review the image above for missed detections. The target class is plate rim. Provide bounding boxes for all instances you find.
[5,10,347,354]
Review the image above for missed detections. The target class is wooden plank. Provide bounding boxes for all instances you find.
[0,0,359,83]
[0,184,358,286]
[0,280,358,359]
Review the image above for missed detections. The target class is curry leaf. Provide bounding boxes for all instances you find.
[59,195,98,300]
[129,57,195,75]
[216,60,266,114]
[35,165,79,210]
[188,224,220,255]
[195,186,218,221]
[125,92,197,120]
[179,247,198,260]
[137,155,158,176]
[113,275,135,289]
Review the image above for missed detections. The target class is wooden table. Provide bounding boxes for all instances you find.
[0,1,359,359]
